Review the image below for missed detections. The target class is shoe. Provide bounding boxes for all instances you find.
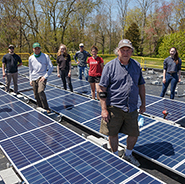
[122,154,140,167]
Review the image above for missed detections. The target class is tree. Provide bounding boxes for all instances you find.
[117,0,130,39]
[158,31,185,59]
[125,22,140,55]
[135,0,156,55]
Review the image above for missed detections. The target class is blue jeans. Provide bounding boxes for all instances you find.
[78,66,88,81]
[160,72,178,99]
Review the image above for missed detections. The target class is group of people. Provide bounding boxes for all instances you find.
[57,42,104,100]
[2,39,182,167]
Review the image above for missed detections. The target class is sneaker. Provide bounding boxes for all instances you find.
[122,154,140,167]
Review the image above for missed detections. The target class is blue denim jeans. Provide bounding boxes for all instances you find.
[160,72,178,99]
[78,66,88,81]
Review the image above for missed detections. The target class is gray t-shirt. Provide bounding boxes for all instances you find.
[99,57,145,112]
[163,56,181,73]
[74,50,91,67]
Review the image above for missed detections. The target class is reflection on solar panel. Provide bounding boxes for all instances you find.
[0,101,32,120]
[61,100,101,124]
[48,93,91,113]
[119,118,185,178]
[0,93,17,104]
[20,141,164,184]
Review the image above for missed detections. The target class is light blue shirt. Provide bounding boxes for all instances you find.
[29,53,53,81]
[99,57,145,112]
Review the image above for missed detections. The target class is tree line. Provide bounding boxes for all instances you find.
[0,0,185,59]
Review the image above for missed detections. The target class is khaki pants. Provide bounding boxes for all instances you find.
[32,78,49,110]
[5,72,18,93]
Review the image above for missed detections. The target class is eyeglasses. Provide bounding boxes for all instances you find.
[9,47,14,49]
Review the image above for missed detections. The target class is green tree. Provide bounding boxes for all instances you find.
[158,31,185,59]
[125,22,140,55]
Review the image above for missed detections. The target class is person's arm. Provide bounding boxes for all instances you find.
[68,55,71,77]
[178,70,181,82]
[41,54,53,81]
[99,86,110,122]
[28,57,33,86]
[74,53,78,63]
[138,84,146,114]
[57,65,60,78]
[2,63,6,77]
[17,56,22,67]
[162,69,166,84]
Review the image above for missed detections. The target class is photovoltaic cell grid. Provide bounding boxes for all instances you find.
[0,100,32,120]
[138,94,185,123]
[0,111,54,142]
[0,123,85,169]
[60,100,101,124]
[48,92,91,113]
[119,120,185,177]
[20,141,164,184]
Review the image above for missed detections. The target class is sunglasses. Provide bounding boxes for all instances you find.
[9,47,14,49]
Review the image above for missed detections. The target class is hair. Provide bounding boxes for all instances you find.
[57,44,68,57]
[170,47,179,64]
[91,45,98,52]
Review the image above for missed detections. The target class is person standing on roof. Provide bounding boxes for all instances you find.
[57,44,73,92]
[2,44,22,94]
[29,42,53,114]
[74,43,91,81]
[87,45,104,100]
[99,39,146,167]
[160,47,181,99]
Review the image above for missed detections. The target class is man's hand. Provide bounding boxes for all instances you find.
[101,109,110,123]
[68,72,71,77]
[2,73,6,78]
[77,61,80,64]
[139,105,146,114]
[39,76,45,82]
[30,81,32,86]
[57,74,60,78]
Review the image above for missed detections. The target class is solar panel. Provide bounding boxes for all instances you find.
[48,93,91,113]
[60,100,101,124]
[0,89,7,96]
[0,123,85,169]
[19,141,164,184]
[119,119,185,178]
[138,94,185,123]
[0,111,54,142]
[0,100,32,120]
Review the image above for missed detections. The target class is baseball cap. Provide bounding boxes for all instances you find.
[79,43,84,47]
[32,42,41,48]
[8,44,14,49]
[118,39,133,50]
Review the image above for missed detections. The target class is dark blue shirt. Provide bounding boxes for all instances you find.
[74,50,91,67]
[2,53,22,73]
[163,56,181,73]
[99,57,145,112]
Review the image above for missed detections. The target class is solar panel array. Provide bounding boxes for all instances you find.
[0,89,164,184]
[1,65,185,179]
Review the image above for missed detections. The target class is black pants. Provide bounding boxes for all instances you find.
[59,70,73,92]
